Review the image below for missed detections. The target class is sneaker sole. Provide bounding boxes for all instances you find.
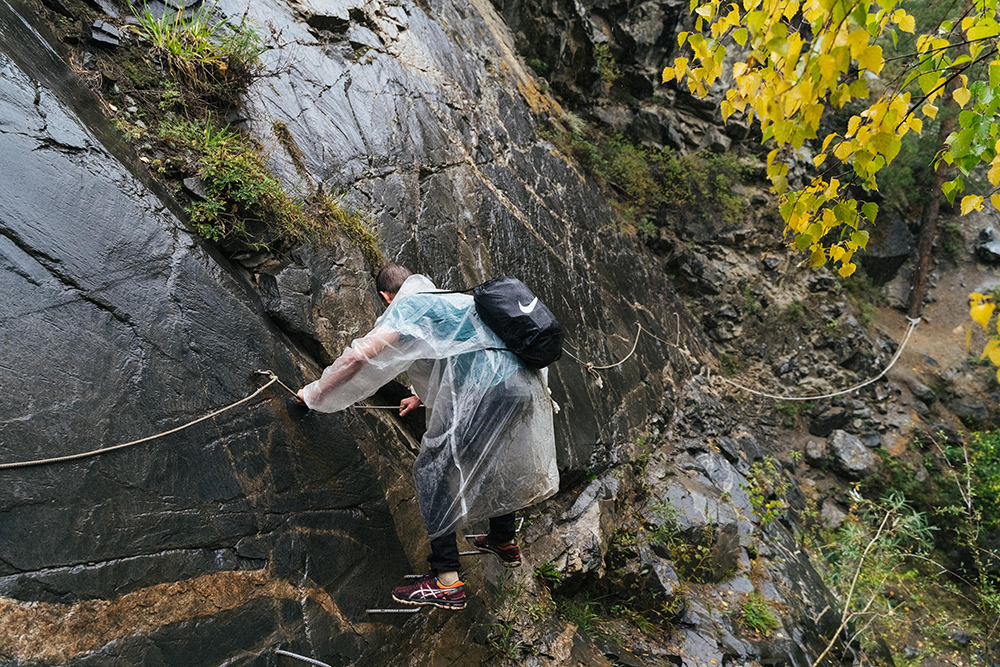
[467,540,522,568]
[391,594,466,610]
[474,548,521,568]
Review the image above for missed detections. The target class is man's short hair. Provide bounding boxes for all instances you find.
[376,263,412,295]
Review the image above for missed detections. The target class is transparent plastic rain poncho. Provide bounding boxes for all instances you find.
[301,274,559,538]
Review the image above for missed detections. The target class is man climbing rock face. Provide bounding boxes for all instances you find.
[298,263,559,610]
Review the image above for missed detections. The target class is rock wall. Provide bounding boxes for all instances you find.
[235,0,711,473]
[0,0,716,664]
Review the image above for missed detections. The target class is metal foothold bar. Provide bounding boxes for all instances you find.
[463,518,522,541]
[365,607,422,614]
[275,648,335,667]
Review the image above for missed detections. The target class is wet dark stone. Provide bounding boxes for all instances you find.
[809,407,850,437]
[952,397,991,426]
[40,0,75,18]
[85,0,120,18]
[774,357,797,376]
[182,175,208,199]
[307,13,350,37]
[861,432,881,449]
[90,19,121,46]
[910,381,937,405]
[0,549,243,603]
[667,250,725,295]
[828,429,876,480]
[807,273,836,292]
[976,227,1000,265]
[860,215,914,285]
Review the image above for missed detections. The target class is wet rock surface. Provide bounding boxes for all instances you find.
[976,227,1000,265]
[0,0,713,663]
[827,430,876,480]
[0,3,416,663]
[6,0,993,663]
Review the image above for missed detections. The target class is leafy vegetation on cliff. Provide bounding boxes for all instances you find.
[543,115,747,235]
[88,2,383,263]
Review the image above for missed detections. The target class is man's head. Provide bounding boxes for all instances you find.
[375,263,412,305]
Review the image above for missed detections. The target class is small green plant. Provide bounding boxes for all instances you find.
[741,282,761,315]
[647,505,718,583]
[313,190,384,269]
[593,43,621,84]
[719,352,743,376]
[558,596,603,634]
[127,1,263,100]
[158,81,184,111]
[488,570,528,661]
[178,120,301,247]
[528,58,549,74]
[534,561,562,586]
[740,593,779,635]
[272,120,308,177]
[775,401,800,428]
[742,456,791,525]
[784,301,806,322]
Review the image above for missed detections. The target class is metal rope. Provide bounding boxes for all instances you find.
[715,316,921,401]
[0,373,282,470]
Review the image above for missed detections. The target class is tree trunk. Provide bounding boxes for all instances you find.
[907,116,957,319]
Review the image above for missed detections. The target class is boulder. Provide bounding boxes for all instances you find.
[860,215,915,285]
[809,407,850,437]
[667,249,727,295]
[828,430,876,479]
[804,440,826,466]
[528,476,620,580]
[820,500,847,529]
[975,227,1000,265]
[909,381,937,405]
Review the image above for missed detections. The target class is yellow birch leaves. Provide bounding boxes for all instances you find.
[664,0,1000,275]
[969,292,1000,384]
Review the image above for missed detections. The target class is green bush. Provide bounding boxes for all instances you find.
[534,561,562,586]
[127,0,263,102]
[969,430,1000,529]
[543,117,747,235]
[740,593,779,635]
[161,118,381,261]
[593,43,620,84]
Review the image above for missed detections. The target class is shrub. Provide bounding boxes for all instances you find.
[161,118,381,261]
[542,117,748,235]
[969,430,1000,530]
[127,0,263,107]
[593,43,620,84]
[742,456,791,525]
[740,593,779,635]
[534,561,562,586]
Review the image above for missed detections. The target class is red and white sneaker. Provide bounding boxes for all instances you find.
[391,574,467,610]
[468,535,521,568]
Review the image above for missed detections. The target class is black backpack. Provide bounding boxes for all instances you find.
[472,277,563,369]
[432,277,563,368]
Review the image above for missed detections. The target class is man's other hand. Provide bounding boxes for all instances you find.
[399,395,422,417]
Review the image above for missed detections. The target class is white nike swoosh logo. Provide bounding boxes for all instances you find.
[519,297,538,314]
